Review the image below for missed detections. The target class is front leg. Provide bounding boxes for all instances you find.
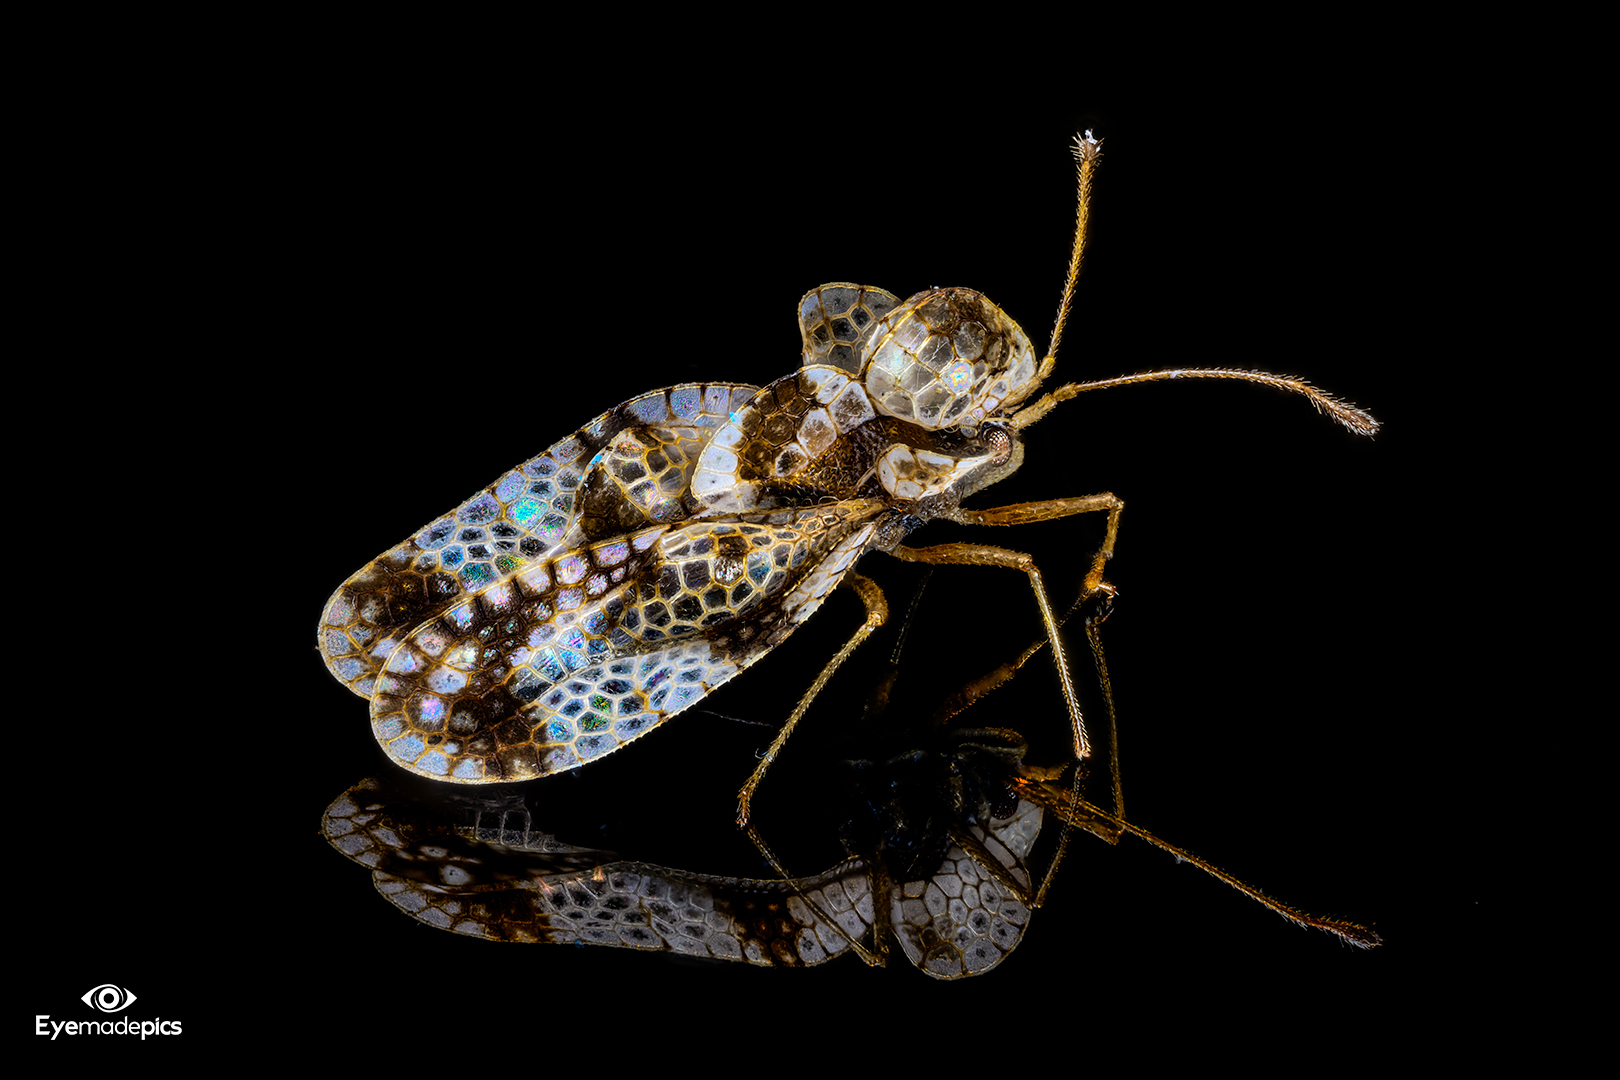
[891,493,1122,764]
[890,539,1094,763]
[945,493,1123,596]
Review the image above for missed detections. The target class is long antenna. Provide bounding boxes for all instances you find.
[1044,130,1102,372]
[1017,130,1380,440]
[1044,368,1380,437]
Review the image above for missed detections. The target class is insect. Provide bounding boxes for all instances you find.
[315,131,1378,828]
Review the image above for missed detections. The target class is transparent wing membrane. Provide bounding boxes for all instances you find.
[318,383,758,697]
[367,504,882,782]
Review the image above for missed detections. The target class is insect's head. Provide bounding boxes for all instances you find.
[842,287,1041,505]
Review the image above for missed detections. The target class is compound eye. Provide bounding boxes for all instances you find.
[985,426,1013,467]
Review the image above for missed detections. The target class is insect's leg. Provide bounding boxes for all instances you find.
[856,567,933,728]
[1084,601,1125,823]
[891,527,1114,763]
[938,579,1123,789]
[943,819,1048,908]
[916,572,1122,906]
[945,493,1124,600]
[735,572,889,827]
[739,571,939,967]
[1027,592,1127,906]
[912,495,1127,898]
[929,576,1109,728]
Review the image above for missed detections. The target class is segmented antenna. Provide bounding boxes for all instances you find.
[1044,130,1102,370]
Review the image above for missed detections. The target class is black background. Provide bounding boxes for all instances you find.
[45,42,1489,1055]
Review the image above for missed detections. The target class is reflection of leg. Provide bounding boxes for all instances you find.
[740,570,898,969]
[930,576,1124,826]
[991,593,1381,947]
[912,568,1124,908]
[890,537,1102,909]
[1021,768,1384,947]
[742,815,889,969]
[736,572,888,827]
[909,492,1131,909]
[922,560,1380,946]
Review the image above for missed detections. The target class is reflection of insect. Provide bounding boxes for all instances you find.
[316,132,1377,824]
[321,754,1047,977]
[322,577,1378,975]
[320,586,1096,978]
[321,595,1067,978]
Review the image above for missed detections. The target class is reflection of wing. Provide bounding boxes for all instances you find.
[322,777,872,964]
[367,863,876,965]
[317,383,758,698]
[322,776,1043,976]
[890,800,1041,979]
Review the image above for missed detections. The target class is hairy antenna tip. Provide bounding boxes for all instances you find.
[1324,920,1382,949]
[1323,400,1381,438]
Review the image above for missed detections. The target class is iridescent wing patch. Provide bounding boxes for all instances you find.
[318,383,759,699]
[363,500,884,781]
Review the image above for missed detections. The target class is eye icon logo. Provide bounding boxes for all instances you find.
[80,984,137,1013]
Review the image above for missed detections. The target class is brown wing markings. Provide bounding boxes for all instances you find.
[369,502,888,783]
[318,383,758,698]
